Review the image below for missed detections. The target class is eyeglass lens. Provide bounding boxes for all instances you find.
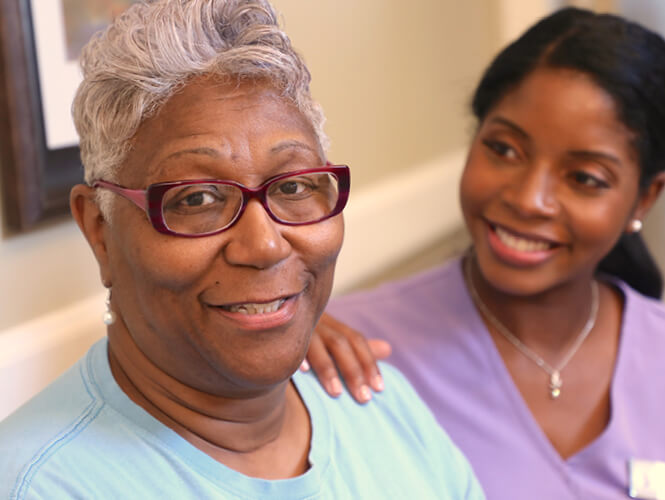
[161,172,341,235]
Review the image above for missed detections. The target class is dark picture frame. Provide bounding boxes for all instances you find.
[0,1,82,234]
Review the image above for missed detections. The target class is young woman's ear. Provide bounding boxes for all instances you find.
[627,172,665,232]
[70,184,113,287]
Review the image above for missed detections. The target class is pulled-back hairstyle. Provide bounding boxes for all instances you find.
[471,7,665,298]
[73,0,327,188]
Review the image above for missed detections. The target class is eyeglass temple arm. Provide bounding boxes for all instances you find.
[93,180,149,212]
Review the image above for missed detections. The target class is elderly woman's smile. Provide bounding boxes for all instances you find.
[212,293,299,326]
[101,77,344,394]
[206,288,304,329]
[219,298,287,315]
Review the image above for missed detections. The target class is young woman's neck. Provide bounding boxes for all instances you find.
[465,255,598,354]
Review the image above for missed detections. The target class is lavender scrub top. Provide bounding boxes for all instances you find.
[327,257,665,500]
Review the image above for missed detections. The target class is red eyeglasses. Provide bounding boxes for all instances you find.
[93,165,350,237]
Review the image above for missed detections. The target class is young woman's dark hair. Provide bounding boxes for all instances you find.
[470,7,665,298]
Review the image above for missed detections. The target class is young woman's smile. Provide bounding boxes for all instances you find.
[485,220,563,267]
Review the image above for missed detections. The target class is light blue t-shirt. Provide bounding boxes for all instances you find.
[0,339,484,499]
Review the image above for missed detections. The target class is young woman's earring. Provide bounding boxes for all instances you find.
[629,219,643,233]
[103,289,116,326]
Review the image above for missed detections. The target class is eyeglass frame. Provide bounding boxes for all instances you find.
[91,164,350,238]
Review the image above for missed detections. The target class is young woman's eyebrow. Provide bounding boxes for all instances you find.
[568,150,622,167]
[487,116,530,140]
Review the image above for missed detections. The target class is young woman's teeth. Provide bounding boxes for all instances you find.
[225,299,286,315]
[495,227,551,252]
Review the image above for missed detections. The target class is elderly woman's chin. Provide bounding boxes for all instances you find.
[213,344,311,391]
[189,313,324,392]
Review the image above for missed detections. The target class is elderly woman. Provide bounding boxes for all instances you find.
[0,1,484,498]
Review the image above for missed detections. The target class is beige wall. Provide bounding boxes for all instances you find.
[0,220,101,332]
[272,0,499,188]
[0,0,502,332]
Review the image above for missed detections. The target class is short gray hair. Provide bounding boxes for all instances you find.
[73,0,328,189]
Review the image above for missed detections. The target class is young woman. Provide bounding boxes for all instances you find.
[306,8,665,499]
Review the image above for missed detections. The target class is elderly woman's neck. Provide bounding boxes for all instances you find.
[106,332,311,478]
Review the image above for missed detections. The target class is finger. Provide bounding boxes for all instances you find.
[336,330,387,394]
[365,339,391,391]
[305,333,343,397]
[368,339,392,359]
[299,359,310,372]
[319,326,374,403]
[318,313,387,395]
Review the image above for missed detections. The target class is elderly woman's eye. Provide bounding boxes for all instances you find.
[279,181,305,195]
[165,186,226,213]
[182,191,217,207]
[272,178,314,198]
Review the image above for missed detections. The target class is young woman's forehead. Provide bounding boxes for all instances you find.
[487,68,635,149]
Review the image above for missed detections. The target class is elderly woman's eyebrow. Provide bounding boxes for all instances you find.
[270,140,318,155]
[164,147,222,161]
[161,141,316,163]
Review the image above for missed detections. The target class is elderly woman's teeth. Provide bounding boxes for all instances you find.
[226,299,286,315]
[495,227,551,252]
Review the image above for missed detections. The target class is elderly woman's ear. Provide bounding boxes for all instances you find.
[70,184,113,287]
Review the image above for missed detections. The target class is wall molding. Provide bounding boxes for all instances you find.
[333,149,466,293]
[0,148,466,419]
[0,292,105,420]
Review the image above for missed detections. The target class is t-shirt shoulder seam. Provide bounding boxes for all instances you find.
[10,361,105,499]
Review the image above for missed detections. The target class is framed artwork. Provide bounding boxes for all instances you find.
[0,0,135,233]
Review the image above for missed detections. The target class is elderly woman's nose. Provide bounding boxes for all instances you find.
[501,164,559,219]
[223,199,291,268]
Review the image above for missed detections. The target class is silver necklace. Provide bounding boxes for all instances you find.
[463,256,599,399]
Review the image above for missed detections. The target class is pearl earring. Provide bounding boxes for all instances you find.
[103,289,116,326]
[629,219,643,233]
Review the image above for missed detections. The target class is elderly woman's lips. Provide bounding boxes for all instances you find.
[210,294,300,331]
[221,298,287,315]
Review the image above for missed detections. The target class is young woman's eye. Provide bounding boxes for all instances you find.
[571,171,609,189]
[482,139,519,160]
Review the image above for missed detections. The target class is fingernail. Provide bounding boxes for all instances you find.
[329,377,343,396]
[300,359,310,371]
[358,385,372,403]
[372,375,384,392]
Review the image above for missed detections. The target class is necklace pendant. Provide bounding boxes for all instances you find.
[549,371,562,399]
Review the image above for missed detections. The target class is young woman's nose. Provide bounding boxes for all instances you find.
[500,163,559,218]
[222,199,291,269]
